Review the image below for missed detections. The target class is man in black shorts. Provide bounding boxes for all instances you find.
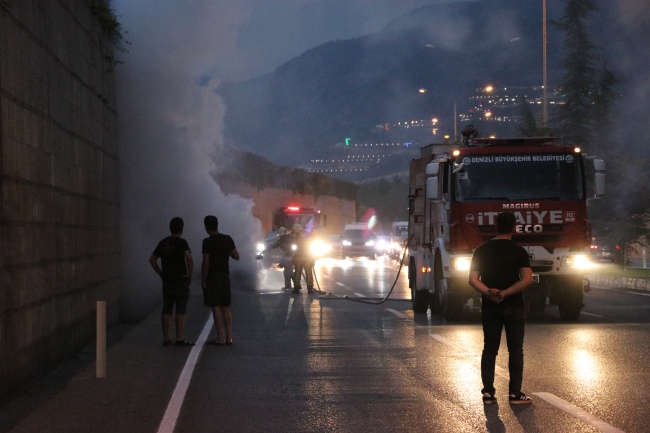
[149,217,195,346]
[469,212,533,405]
[201,215,239,345]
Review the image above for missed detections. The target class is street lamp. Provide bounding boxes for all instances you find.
[542,0,548,127]
[424,38,521,142]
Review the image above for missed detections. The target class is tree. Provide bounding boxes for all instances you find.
[554,0,599,148]
[590,64,619,156]
[516,95,552,137]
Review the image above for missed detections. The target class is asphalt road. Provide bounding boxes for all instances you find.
[4,255,649,433]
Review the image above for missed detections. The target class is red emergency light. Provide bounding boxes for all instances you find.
[286,206,301,212]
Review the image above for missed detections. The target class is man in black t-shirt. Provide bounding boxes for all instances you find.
[149,217,195,347]
[469,212,533,405]
[201,215,239,345]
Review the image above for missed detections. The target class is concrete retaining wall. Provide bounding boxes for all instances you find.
[0,0,120,401]
[218,180,356,235]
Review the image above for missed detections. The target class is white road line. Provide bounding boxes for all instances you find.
[429,333,472,353]
[580,312,605,318]
[385,308,409,319]
[354,293,366,298]
[156,314,212,433]
[622,290,650,297]
[429,333,506,376]
[335,282,346,287]
[285,298,295,325]
[532,392,625,433]
[595,287,650,297]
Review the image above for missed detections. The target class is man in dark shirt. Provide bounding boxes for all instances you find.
[269,226,294,290]
[469,212,533,405]
[291,223,315,294]
[149,217,195,346]
[202,215,239,345]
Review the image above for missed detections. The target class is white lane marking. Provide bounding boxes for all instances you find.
[354,293,365,298]
[386,308,409,319]
[285,298,295,325]
[622,290,650,297]
[580,312,605,318]
[335,282,346,287]
[156,314,212,433]
[533,392,625,433]
[429,333,506,376]
[595,287,650,297]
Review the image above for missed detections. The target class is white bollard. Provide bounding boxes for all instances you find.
[96,301,107,378]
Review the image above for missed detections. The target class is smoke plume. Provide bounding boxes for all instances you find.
[113,1,262,321]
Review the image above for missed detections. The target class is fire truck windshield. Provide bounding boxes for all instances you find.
[453,153,584,202]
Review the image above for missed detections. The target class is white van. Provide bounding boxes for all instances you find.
[341,223,377,259]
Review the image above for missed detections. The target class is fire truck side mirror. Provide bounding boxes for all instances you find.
[594,173,606,196]
[593,159,605,196]
[426,177,440,200]
[426,162,440,175]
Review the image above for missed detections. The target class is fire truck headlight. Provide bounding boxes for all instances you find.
[256,242,265,252]
[452,257,471,271]
[365,240,376,247]
[310,240,330,256]
[342,240,352,246]
[561,255,591,269]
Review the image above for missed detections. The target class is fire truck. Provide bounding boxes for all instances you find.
[272,206,327,234]
[407,137,606,320]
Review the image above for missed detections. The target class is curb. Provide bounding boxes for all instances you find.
[587,275,650,292]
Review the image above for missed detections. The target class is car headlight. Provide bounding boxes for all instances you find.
[365,240,375,247]
[452,257,471,271]
[561,255,591,269]
[310,240,331,256]
[256,242,265,252]
[291,244,297,251]
[342,240,352,246]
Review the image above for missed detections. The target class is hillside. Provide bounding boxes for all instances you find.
[218,0,648,173]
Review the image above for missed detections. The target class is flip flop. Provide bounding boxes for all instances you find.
[207,340,226,346]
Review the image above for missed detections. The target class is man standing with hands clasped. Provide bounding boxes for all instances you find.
[469,212,533,405]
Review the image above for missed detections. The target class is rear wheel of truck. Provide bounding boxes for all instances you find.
[433,256,463,320]
[410,257,429,313]
[526,294,547,317]
[443,289,465,321]
[558,283,583,320]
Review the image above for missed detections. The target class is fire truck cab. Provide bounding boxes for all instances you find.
[408,137,606,320]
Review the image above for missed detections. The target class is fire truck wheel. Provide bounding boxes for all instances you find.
[410,258,429,313]
[526,294,546,316]
[558,289,583,320]
[412,287,430,313]
[443,291,464,321]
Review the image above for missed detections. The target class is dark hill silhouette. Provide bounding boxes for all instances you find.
[218,0,647,173]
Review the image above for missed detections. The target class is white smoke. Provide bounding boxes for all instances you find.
[113,1,262,320]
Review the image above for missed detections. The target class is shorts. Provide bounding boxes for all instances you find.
[162,281,190,315]
[203,273,232,307]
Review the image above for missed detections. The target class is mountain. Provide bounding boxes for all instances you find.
[218,0,650,175]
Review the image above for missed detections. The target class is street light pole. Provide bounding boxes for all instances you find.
[542,0,548,127]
